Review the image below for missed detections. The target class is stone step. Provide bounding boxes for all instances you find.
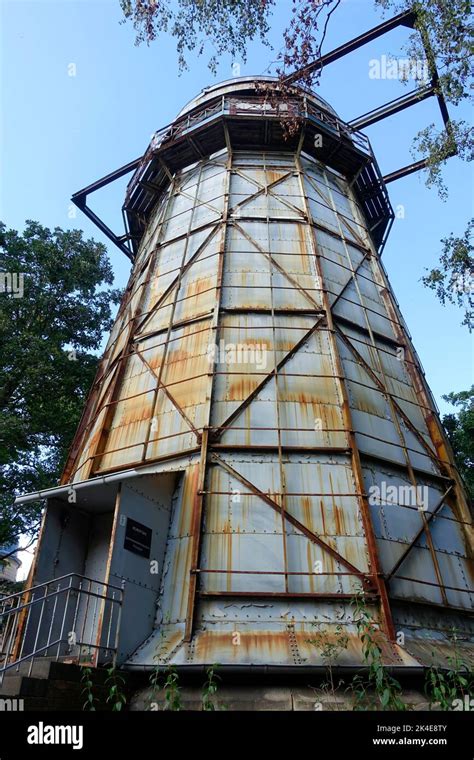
[0,663,145,710]
[0,675,47,697]
[3,659,53,679]
[1,659,115,684]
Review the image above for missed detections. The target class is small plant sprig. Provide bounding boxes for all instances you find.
[146,614,172,710]
[351,594,406,711]
[146,661,163,710]
[202,664,221,711]
[80,665,98,712]
[424,629,473,710]
[105,665,127,712]
[307,623,349,709]
[163,666,181,711]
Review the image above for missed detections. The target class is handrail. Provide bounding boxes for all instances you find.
[0,573,125,684]
[0,571,124,605]
[0,584,120,620]
[125,93,373,204]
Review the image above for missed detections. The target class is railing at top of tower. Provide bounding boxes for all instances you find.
[0,573,125,685]
[125,93,372,204]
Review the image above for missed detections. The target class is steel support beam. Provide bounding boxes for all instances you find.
[349,85,435,131]
[386,486,454,583]
[283,8,455,189]
[283,10,416,85]
[71,157,142,261]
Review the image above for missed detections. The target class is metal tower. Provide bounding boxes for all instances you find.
[5,12,472,688]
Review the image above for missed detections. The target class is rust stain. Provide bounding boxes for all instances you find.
[319,499,327,536]
[333,504,345,536]
[296,224,313,277]
[184,275,214,299]
[189,627,408,668]
[302,496,313,533]
[227,376,262,402]
[179,465,199,537]
[329,471,344,536]
[227,530,233,593]
[307,542,315,593]
[152,629,184,661]
[195,630,292,661]
[267,169,285,185]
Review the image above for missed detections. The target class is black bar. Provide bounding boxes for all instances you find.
[349,85,435,130]
[71,157,142,201]
[74,202,134,261]
[283,9,416,85]
[382,150,455,184]
[0,710,470,757]
[283,9,455,189]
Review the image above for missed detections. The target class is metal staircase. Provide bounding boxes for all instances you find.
[0,573,125,685]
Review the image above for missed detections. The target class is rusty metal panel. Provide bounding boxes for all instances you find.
[127,597,423,668]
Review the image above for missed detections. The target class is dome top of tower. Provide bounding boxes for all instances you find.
[176,75,338,119]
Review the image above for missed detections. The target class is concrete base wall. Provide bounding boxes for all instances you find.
[130,684,437,712]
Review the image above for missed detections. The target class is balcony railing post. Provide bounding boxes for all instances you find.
[0,605,19,686]
[79,579,92,662]
[57,576,72,661]
[90,583,100,667]
[70,579,82,658]
[28,583,48,677]
[112,581,125,669]
[45,584,60,657]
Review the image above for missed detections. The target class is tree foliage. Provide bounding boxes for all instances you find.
[374,1,473,328]
[421,219,473,330]
[120,0,473,193]
[119,0,275,73]
[120,0,473,185]
[0,221,121,550]
[376,0,473,105]
[375,0,473,197]
[442,387,474,503]
[277,0,341,88]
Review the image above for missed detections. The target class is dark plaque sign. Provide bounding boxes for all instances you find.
[124,518,152,558]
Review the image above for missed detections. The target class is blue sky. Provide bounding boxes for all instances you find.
[1,0,473,418]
